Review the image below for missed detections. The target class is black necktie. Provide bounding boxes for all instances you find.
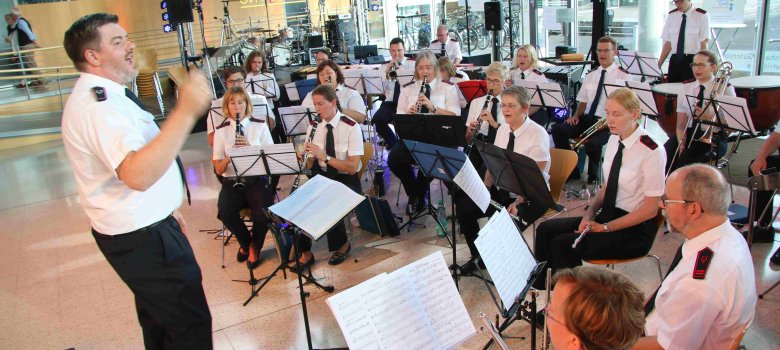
[392,81,401,102]
[238,123,245,136]
[440,42,446,57]
[521,71,526,80]
[420,84,431,113]
[325,124,337,176]
[487,97,499,143]
[644,244,684,315]
[125,88,191,205]
[696,84,705,108]
[506,131,515,152]
[676,14,687,61]
[601,141,624,221]
[587,69,607,118]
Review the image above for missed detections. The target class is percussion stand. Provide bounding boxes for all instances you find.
[218,0,239,47]
[193,0,218,97]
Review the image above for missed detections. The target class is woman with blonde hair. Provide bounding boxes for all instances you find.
[508,45,551,126]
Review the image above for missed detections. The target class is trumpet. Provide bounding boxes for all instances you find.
[387,60,401,80]
[464,89,494,156]
[572,117,608,150]
[291,115,321,193]
[415,77,428,113]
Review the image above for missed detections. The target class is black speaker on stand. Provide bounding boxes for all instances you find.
[168,0,194,24]
[484,1,502,61]
[325,16,356,54]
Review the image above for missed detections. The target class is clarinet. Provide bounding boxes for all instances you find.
[415,77,428,113]
[290,115,321,193]
[464,89,494,156]
[232,112,247,191]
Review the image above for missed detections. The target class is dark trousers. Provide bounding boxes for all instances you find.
[218,176,274,251]
[667,54,694,83]
[388,142,432,200]
[455,187,548,258]
[299,172,362,252]
[534,210,656,287]
[529,109,550,129]
[372,101,398,148]
[551,114,610,180]
[749,155,780,227]
[663,127,727,173]
[93,217,212,350]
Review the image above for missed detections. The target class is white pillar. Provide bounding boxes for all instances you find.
[637,0,668,54]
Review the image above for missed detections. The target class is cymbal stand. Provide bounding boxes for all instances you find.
[218,0,240,47]
[192,0,218,97]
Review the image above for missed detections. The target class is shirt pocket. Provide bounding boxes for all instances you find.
[617,167,639,196]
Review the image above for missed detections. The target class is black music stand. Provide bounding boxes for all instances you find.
[245,74,279,99]
[279,106,319,141]
[517,80,567,129]
[208,106,227,131]
[604,81,659,118]
[683,93,756,168]
[618,50,663,83]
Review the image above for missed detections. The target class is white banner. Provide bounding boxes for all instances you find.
[703,0,746,27]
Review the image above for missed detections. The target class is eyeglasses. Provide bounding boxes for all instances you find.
[486,78,503,84]
[690,63,712,69]
[226,78,244,85]
[661,195,696,206]
[540,305,565,327]
[500,103,521,109]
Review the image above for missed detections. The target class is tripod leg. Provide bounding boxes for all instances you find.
[293,230,314,350]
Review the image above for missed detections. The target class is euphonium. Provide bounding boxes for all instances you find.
[464,89,494,156]
[694,61,733,146]
[572,117,608,150]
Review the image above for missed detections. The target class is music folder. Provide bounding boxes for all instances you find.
[394,114,467,148]
[225,143,299,178]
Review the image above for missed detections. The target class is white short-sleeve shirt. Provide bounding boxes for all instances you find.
[494,120,551,186]
[645,220,756,350]
[212,117,275,165]
[510,67,548,86]
[576,63,631,118]
[430,39,463,62]
[301,84,366,114]
[466,94,503,136]
[601,126,666,211]
[61,73,183,235]
[661,7,711,56]
[304,112,364,173]
[396,78,461,115]
[676,78,736,128]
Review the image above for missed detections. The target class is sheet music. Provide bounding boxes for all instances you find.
[327,251,476,350]
[284,81,300,101]
[474,209,538,311]
[278,106,316,136]
[618,50,663,78]
[516,80,567,108]
[343,69,385,95]
[608,80,659,117]
[453,158,490,213]
[683,94,756,133]
[225,143,299,177]
[269,175,364,240]
[396,68,415,86]
[250,95,269,120]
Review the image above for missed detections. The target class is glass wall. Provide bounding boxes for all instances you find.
[760,0,780,75]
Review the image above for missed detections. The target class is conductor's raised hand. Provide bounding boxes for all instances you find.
[175,69,213,119]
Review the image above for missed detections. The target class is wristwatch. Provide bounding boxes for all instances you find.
[325,155,332,164]
[603,223,610,232]
[431,106,438,114]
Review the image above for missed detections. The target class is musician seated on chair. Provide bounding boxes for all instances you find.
[314,49,331,66]
[507,44,551,127]
[207,66,272,147]
[298,85,364,269]
[747,127,780,243]
[456,86,550,274]
[438,56,469,109]
[373,37,415,149]
[464,62,507,169]
[301,60,367,123]
[547,266,645,350]
[663,49,735,173]
[388,50,461,215]
[632,164,756,350]
[212,87,276,270]
[244,50,281,110]
[535,88,665,289]
[551,35,631,184]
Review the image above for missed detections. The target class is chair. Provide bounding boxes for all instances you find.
[357,141,374,182]
[166,65,191,99]
[729,322,750,350]
[133,48,165,115]
[584,211,666,282]
[531,148,579,246]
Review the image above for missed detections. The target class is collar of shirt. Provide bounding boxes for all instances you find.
[508,116,532,139]
[324,111,344,128]
[619,125,644,149]
[335,84,344,92]
[598,62,619,75]
[80,72,129,98]
[682,5,696,16]
[521,67,535,77]
[418,78,439,90]
[681,219,732,258]
[694,78,714,91]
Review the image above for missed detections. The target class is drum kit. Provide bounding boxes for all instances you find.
[236,23,324,68]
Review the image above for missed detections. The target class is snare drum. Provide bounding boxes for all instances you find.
[652,82,682,136]
[730,76,780,131]
[271,45,292,67]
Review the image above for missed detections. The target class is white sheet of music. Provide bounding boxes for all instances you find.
[269,175,364,240]
[516,80,567,108]
[396,68,415,86]
[343,69,385,95]
[284,81,300,101]
[327,251,476,350]
[278,106,315,136]
[475,209,537,311]
[609,80,659,117]
[225,143,299,177]
[453,158,490,213]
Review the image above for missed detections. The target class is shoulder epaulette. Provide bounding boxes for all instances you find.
[431,40,438,44]
[618,66,629,74]
[249,117,265,123]
[403,80,416,87]
[343,85,356,91]
[340,115,356,126]
[693,247,713,279]
[683,78,696,84]
[669,9,677,14]
[532,68,544,75]
[695,8,707,14]
[215,120,231,130]
[442,80,455,85]
[450,38,458,42]
[454,73,463,78]
[92,86,107,102]
[640,135,658,150]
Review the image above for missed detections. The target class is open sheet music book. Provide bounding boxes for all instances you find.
[225,143,298,178]
[268,175,365,240]
[327,251,477,350]
[343,69,385,95]
[453,157,491,213]
[475,209,540,311]
[278,106,317,137]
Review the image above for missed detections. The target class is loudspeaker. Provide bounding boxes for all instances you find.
[168,0,194,24]
[325,19,356,53]
[484,1,502,31]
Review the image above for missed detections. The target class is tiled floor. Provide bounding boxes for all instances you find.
[1,133,778,349]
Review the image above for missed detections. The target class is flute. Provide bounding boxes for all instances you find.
[572,209,602,248]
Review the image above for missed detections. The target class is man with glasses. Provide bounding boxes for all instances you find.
[545,266,645,350]
[633,164,756,350]
[551,35,630,184]
[663,50,734,172]
[659,0,711,83]
[429,24,462,64]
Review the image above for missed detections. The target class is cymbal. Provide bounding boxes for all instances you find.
[237,27,271,34]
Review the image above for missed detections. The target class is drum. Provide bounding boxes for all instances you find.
[730,76,780,131]
[271,44,292,67]
[652,82,682,136]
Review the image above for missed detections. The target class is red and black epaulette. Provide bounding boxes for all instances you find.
[403,80,416,88]
[695,8,707,14]
[450,38,458,42]
[340,115,356,126]
[668,9,677,14]
[683,78,696,84]
[249,117,265,123]
[343,85,356,91]
[692,247,713,280]
[442,80,455,85]
[455,73,464,79]
[215,120,231,130]
[640,135,658,150]
[533,68,544,75]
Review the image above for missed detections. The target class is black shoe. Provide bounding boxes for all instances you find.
[406,200,418,215]
[248,256,262,270]
[566,171,581,183]
[753,226,776,243]
[771,246,780,265]
[460,259,486,274]
[416,195,428,213]
[237,247,249,263]
[294,255,315,273]
[329,243,352,265]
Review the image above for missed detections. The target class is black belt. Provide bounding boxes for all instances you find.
[92,215,174,240]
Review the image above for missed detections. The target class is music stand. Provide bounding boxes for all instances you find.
[284,78,317,102]
[517,80,567,129]
[223,143,300,306]
[278,106,319,143]
[208,106,227,132]
[458,80,489,104]
[683,93,756,168]
[343,68,386,173]
[605,81,669,145]
[245,74,279,99]
[618,50,663,83]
